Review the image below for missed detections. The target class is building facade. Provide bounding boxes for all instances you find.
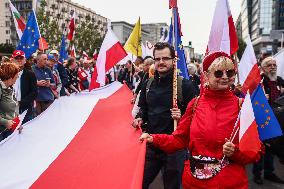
[111,21,150,45]
[141,23,169,44]
[0,0,12,44]
[1,0,108,46]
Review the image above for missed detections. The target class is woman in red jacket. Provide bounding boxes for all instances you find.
[140,51,262,189]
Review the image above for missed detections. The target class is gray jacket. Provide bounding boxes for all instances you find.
[0,81,19,132]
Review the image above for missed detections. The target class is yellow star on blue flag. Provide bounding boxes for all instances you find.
[17,10,40,58]
[251,85,283,141]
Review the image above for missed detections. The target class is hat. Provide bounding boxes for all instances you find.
[202,51,231,72]
[48,54,56,61]
[50,50,59,55]
[12,50,25,58]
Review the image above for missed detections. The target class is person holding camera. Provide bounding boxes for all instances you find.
[32,52,55,115]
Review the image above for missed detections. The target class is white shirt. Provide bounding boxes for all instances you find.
[14,70,23,102]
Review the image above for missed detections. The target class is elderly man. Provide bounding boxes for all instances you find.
[252,56,284,185]
[33,52,55,115]
[12,50,37,123]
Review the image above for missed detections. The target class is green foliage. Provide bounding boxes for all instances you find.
[0,43,15,54]
[36,0,104,56]
[37,0,61,49]
[74,19,103,57]
[237,37,246,60]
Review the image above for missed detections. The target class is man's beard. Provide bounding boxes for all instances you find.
[267,72,277,81]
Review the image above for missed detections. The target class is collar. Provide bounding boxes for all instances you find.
[154,70,173,82]
[0,80,8,89]
[203,88,234,99]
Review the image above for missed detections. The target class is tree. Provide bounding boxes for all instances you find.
[237,37,246,60]
[37,0,61,49]
[74,16,104,57]
[0,43,15,54]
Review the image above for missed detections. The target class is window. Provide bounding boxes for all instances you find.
[6,30,10,34]
[6,39,10,44]
[5,21,10,27]
[5,3,9,8]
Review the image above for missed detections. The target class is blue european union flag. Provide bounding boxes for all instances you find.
[251,84,283,141]
[59,35,68,63]
[17,10,40,59]
[168,8,189,79]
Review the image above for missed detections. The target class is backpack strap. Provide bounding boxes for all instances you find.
[146,77,154,102]
[0,83,3,101]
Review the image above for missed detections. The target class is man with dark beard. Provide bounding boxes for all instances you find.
[252,56,284,185]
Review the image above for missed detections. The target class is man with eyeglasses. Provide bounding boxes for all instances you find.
[252,56,284,185]
[132,42,198,189]
[12,50,37,124]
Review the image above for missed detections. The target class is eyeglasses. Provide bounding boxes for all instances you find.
[265,64,277,68]
[214,69,235,78]
[154,57,173,62]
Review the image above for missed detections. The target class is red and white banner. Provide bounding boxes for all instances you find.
[67,13,75,41]
[207,0,238,55]
[238,37,261,94]
[70,44,76,58]
[89,28,127,90]
[239,92,261,159]
[0,82,145,189]
[273,48,284,79]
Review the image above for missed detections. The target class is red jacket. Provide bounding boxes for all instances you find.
[152,89,262,189]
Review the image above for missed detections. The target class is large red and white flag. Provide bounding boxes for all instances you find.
[9,0,26,39]
[0,82,146,189]
[93,49,98,60]
[239,92,261,159]
[89,27,127,90]
[238,37,261,94]
[207,0,238,55]
[67,13,75,41]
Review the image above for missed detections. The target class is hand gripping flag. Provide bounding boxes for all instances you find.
[17,10,40,59]
[251,85,283,141]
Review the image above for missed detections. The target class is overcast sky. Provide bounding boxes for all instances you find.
[73,0,241,54]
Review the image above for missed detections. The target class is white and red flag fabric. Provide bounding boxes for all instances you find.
[89,27,127,90]
[238,37,261,94]
[9,0,26,39]
[82,51,89,61]
[239,92,262,159]
[207,0,238,55]
[93,49,98,60]
[169,0,177,9]
[67,12,75,41]
[70,44,76,58]
[0,82,146,189]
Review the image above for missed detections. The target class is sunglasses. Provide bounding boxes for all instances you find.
[154,57,173,62]
[214,69,235,78]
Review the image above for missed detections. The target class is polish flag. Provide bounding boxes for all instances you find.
[67,13,75,41]
[0,83,146,189]
[93,49,98,60]
[238,37,261,94]
[70,45,76,58]
[169,0,177,9]
[207,0,238,55]
[82,51,89,60]
[89,28,127,90]
[239,93,261,159]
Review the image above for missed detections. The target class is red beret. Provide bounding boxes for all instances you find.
[203,51,231,72]
[12,50,25,58]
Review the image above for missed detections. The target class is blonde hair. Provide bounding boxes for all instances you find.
[207,57,234,72]
[149,64,155,77]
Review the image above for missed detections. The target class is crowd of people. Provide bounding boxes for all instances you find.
[0,41,284,188]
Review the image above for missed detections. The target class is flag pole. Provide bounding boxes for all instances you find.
[172,7,178,131]
[233,53,240,85]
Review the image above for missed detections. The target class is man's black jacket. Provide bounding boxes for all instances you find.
[137,71,199,134]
